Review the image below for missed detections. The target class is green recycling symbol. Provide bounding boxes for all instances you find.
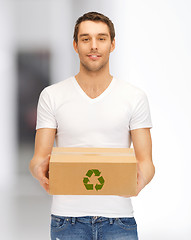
[83,169,105,191]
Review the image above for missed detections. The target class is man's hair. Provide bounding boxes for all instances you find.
[73,12,115,44]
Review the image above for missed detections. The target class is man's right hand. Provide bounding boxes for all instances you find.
[33,155,50,193]
[29,128,56,193]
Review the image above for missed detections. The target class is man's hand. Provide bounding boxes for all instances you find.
[29,128,56,193]
[33,155,50,193]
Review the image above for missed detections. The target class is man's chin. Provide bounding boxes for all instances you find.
[81,63,105,72]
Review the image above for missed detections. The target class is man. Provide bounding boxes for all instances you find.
[30,12,155,240]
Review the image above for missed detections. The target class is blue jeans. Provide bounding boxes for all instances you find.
[50,214,138,240]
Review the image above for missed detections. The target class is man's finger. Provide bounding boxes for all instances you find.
[39,181,50,193]
[42,176,49,184]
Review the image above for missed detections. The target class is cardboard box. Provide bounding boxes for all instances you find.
[49,147,137,196]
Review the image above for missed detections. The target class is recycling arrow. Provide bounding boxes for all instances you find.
[83,169,105,191]
[95,176,105,190]
[83,177,93,190]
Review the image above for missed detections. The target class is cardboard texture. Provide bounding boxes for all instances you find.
[49,147,137,196]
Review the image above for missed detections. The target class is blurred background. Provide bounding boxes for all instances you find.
[1,0,191,239]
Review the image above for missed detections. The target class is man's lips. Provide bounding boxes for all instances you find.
[87,54,101,60]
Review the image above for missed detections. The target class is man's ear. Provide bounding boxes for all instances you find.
[73,40,78,53]
[110,38,115,53]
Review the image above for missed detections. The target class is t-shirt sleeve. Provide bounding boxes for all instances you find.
[129,91,153,130]
[36,88,57,130]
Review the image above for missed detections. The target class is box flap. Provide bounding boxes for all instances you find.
[50,147,137,163]
[52,147,134,153]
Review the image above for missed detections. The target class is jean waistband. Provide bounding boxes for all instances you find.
[51,214,120,225]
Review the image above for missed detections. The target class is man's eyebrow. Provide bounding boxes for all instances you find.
[98,33,109,37]
[79,33,109,38]
[79,34,89,38]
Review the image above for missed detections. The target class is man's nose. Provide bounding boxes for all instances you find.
[90,38,98,50]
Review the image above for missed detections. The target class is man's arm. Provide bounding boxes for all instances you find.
[131,128,155,195]
[29,128,56,193]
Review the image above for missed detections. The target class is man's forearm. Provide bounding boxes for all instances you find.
[29,157,41,179]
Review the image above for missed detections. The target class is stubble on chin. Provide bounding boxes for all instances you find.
[80,58,109,73]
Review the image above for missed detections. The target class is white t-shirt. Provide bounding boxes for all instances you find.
[36,76,153,217]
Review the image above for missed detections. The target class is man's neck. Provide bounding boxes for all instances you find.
[75,71,113,91]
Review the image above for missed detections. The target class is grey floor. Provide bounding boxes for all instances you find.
[1,174,52,240]
[0,143,52,240]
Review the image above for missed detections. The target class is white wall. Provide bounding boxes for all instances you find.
[50,0,74,83]
[14,0,51,49]
[0,0,17,188]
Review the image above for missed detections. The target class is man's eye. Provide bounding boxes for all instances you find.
[82,39,89,41]
[99,38,105,41]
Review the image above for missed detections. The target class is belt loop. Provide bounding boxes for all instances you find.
[71,217,76,225]
[109,218,113,225]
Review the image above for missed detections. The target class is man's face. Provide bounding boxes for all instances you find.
[73,20,115,72]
